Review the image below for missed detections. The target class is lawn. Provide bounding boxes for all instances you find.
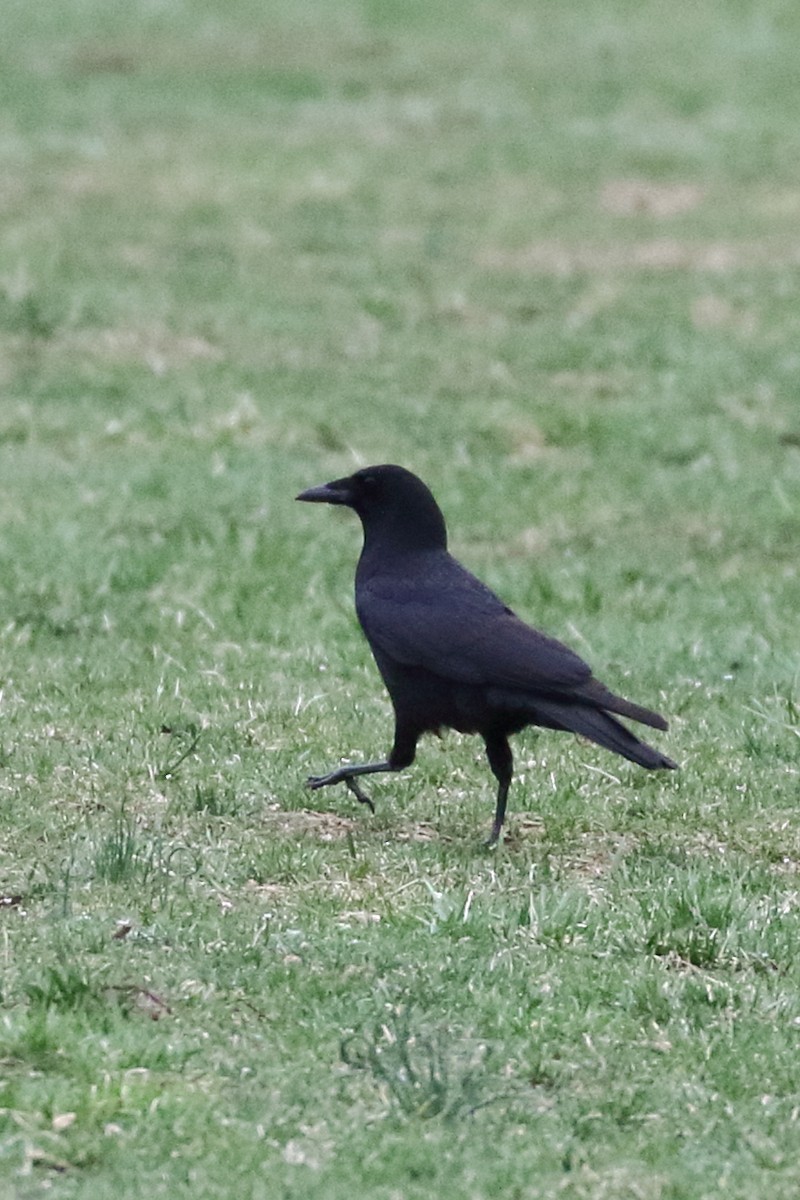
[1,1,800,1196]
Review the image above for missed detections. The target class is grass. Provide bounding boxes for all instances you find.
[1,0,800,1195]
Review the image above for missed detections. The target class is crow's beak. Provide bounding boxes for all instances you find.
[296,480,351,506]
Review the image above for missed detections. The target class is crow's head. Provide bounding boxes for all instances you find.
[297,465,447,551]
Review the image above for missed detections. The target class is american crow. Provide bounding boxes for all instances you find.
[297,465,677,843]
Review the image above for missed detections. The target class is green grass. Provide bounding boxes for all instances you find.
[1,0,800,1196]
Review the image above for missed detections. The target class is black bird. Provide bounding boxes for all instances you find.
[297,465,677,843]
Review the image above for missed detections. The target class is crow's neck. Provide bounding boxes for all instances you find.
[357,508,447,568]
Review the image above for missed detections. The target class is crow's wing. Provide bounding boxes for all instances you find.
[356,554,591,693]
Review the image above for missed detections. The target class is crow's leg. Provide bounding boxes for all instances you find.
[307,760,392,811]
[483,733,513,846]
[307,723,418,814]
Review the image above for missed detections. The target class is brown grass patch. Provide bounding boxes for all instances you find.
[691,294,757,336]
[600,179,706,218]
[563,831,638,882]
[550,369,633,395]
[479,240,796,276]
[501,815,546,847]
[261,806,451,844]
[262,807,359,841]
[75,327,222,371]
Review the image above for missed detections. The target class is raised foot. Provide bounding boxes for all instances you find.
[344,777,376,812]
[305,772,375,813]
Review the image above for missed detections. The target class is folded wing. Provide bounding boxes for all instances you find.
[357,557,591,692]
[357,555,668,732]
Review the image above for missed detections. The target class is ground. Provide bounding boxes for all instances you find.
[1,1,800,1197]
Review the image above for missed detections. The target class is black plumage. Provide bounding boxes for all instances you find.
[297,464,677,843]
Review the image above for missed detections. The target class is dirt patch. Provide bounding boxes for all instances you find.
[262,806,458,844]
[262,807,359,841]
[479,240,791,276]
[600,179,705,218]
[690,294,757,336]
[395,820,444,842]
[500,815,546,847]
[563,831,638,880]
[502,416,549,464]
[550,369,632,395]
[72,327,222,372]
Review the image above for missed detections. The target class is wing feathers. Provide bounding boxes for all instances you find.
[357,553,670,735]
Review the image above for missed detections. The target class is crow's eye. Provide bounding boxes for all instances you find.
[360,474,377,490]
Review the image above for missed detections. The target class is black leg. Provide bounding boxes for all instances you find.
[483,733,513,846]
[306,722,419,815]
[307,759,394,812]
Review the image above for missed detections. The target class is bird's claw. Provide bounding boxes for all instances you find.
[305,773,375,813]
[345,777,375,812]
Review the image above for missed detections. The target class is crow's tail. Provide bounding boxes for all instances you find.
[549,704,678,769]
[491,689,678,770]
[574,679,669,732]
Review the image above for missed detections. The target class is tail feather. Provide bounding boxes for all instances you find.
[551,704,678,770]
[576,679,669,731]
[490,688,677,770]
